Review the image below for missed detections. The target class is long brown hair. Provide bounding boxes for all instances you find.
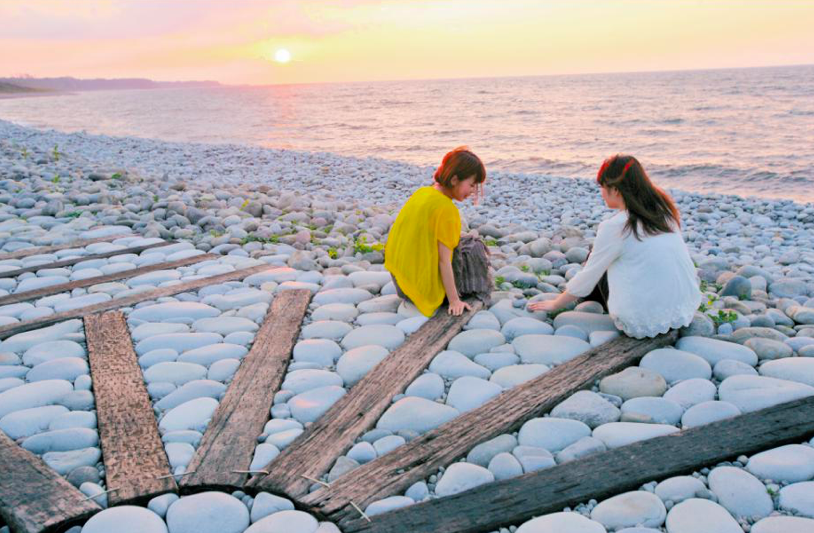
[596,155,680,240]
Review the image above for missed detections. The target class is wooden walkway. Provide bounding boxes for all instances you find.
[0,253,217,307]
[0,430,101,533]
[0,240,175,278]
[180,289,313,493]
[0,234,130,261]
[246,300,485,498]
[339,395,814,533]
[302,331,678,523]
[85,312,177,506]
[0,263,274,339]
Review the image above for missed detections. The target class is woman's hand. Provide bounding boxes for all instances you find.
[527,292,578,313]
[448,299,472,316]
[527,300,561,313]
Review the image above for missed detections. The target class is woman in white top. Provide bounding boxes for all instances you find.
[529,155,701,339]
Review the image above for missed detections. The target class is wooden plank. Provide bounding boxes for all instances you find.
[246,300,485,498]
[85,311,177,506]
[0,234,130,261]
[0,430,101,533]
[303,331,678,523]
[0,253,218,307]
[0,240,175,278]
[0,263,275,339]
[180,289,313,493]
[341,395,814,533]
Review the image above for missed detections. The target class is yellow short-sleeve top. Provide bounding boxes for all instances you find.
[385,186,461,317]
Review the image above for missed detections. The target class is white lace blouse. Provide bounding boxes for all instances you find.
[566,210,702,339]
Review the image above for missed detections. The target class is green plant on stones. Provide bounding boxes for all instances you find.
[240,199,250,211]
[520,265,530,272]
[698,294,718,313]
[51,174,60,183]
[111,172,123,180]
[484,238,498,247]
[52,144,61,161]
[327,247,339,259]
[494,275,506,288]
[64,211,82,219]
[240,234,279,245]
[20,147,29,159]
[710,309,738,327]
[353,235,384,254]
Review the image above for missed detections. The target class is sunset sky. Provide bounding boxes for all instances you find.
[2,0,814,85]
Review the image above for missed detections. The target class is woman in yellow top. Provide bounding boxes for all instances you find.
[385,147,487,317]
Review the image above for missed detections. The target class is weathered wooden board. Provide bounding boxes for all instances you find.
[180,289,313,493]
[0,430,101,533]
[0,263,275,339]
[305,331,678,523]
[341,395,814,533]
[246,300,485,498]
[0,240,175,278]
[0,252,217,306]
[84,311,177,506]
[0,234,130,261]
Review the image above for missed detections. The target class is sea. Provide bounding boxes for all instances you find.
[1,65,813,203]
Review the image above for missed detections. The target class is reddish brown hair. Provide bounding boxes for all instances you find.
[597,154,680,240]
[434,146,486,189]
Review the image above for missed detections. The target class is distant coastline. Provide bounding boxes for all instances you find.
[0,76,221,96]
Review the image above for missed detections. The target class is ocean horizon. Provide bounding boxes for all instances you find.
[1,64,813,203]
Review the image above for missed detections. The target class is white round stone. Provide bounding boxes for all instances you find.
[404,372,445,400]
[591,491,666,530]
[516,512,607,533]
[177,344,248,367]
[518,417,592,452]
[746,445,814,483]
[365,496,414,517]
[155,380,227,411]
[446,376,503,412]
[159,397,219,433]
[135,333,222,357]
[665,499,741,533]
[435,462,495,497]
[336,345,389,387]
[250,492,295,523]
[719,375,814,413]
[311,303,359,322]
[429,350,491,379]
[513,334,591,365]
[0,379,73,418]
[592,422,679,449]
[293,339,343,367]
[675,336,758,366]
[245,510,318,533]
[166,492,249,533]
[621,397,684,425]
[779,482,814,518]
[144,362,208,386]
[662,378,717,410]
[282,369,344,394]
[341,325,405,350]
[708,466,773,519]
[376,397,459,434]
[681,401,741,429]
[599,367,667,401]
[302,320,354,341]
[759,358,814,387]
[0,405,69,439]
[449,329,507,357]
[22,340,85,366]
[751,516,814,533]
[26,357,88,382]
[82,506,168,533]
[192,317,258,335]
[501,317,554,341]
[489,364,549,388]
[639,348,712,384]
[288,386,346,423]
[655,476,707,504]
[129,302,220,322]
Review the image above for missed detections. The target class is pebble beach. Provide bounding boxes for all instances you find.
[1,117,814,533]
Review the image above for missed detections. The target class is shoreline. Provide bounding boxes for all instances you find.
[0,118,812,209]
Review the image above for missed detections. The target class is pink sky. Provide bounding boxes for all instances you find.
[2,0,814,85]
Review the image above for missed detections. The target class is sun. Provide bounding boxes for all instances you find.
[274,48,292,64]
